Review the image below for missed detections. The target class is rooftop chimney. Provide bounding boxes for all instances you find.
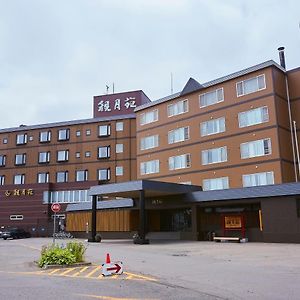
[278,47,286,69]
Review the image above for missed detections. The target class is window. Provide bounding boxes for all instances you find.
[238,106,269,128]
[3,138,8,144]
[10,215,23,221]
[140,110,158,125]
[169,154,191,170]
[168,127,189,144]
[0,155,6,167]
[116,166,123,176]
[56,171,68,183]
[76,170,88,182]
[86,129,91,136]
[202,146,227,165]
[140,135,159,150]
[242,171,274,187]
[116,144,124,153]
[98,146,110,159]
[140,160,159,175]
[236,74,266,97]
[85,151,91,158]
[75,152,80,158]
[200,88,224,108]
[202,177,229,191]
[16,133,27,145]
[76,130,81,137]
[98,168,110,181]
[58,129,70,141]
[38,172,49,183]
[200,117,225,137]
[14,174,25,185]
[44,189,91,204]
[57,150,69,162]
[38,151,50,164]
[15,153,26,165]
[167,100,188,117]
[240,138,271,159]
[116,122,124,131]
[98,125,111,137]
[39,131,51,143]
[0,175,5,185]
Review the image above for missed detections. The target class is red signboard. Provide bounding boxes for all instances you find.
[93,90,151,118]
[51,203,61,213]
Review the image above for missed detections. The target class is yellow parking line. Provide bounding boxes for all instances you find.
[76,294,158,300]
[86,266,101,278]
[60,268,75,276]
[72,266,89,277]
[80,266,89,273]
[49,269,60,275]
[124,272,157,282]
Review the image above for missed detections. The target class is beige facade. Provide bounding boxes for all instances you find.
[136,62,300,190]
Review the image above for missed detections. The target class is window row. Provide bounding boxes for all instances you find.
[43,190,91,204]
[3,122,124,146]
[140,138,272,174]
[140,74,266,125]
[0,169,275,189]
[202,171,274,190]
[0,167,124,185]
[140,106,269,150]
[0,144,124,166]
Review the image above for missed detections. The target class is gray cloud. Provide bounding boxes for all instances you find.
[0,0,299,128]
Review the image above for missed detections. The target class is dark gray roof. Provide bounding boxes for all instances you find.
[180,78,204,97]
[135,60,285,112]
[0,114,136,133]
[187,182,300,203]
[66,198,134,212]
[89,180,202,198]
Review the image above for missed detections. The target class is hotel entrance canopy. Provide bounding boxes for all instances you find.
[88,180,202,199]
[88,180,202,243]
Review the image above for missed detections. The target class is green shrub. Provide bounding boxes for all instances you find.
[38,244,76,267]
[38,241,87,268]
[66,241,86,262]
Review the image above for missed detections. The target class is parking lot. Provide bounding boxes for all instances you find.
[0,238,300,299]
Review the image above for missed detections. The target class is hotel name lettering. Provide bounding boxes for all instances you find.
[4,189,34,197]
[98,97,136,112]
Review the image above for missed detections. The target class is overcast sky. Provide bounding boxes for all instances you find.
[0,0,299,129]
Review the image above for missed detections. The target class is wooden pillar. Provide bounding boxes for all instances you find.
[191,205,199,241]
[134,190,149,244]
[89,195,97,242]
[139,190,146,240]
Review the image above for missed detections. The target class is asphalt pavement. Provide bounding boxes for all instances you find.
[0,238,300,299]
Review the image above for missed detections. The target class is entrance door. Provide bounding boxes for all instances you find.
[160,209,191,232]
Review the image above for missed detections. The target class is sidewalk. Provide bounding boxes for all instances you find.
[16,238,300,299]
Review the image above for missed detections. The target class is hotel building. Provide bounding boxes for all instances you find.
[0,49,300,242]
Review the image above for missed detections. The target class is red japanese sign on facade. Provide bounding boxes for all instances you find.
[93,90,150,118]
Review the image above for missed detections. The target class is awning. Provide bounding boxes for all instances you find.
[88,180,202,199]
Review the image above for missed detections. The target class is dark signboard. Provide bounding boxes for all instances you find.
[93,90,151,118]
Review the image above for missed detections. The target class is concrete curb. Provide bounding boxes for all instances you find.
[34,261,92,269]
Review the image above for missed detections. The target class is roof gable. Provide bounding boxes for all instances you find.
[180,77,204,97]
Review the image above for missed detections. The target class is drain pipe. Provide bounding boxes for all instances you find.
[293,120,300,177]
[278,47,298,181]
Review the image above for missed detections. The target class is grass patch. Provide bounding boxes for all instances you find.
[38,241,87,268]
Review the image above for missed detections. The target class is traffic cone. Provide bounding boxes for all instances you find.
[106,253,111,264]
